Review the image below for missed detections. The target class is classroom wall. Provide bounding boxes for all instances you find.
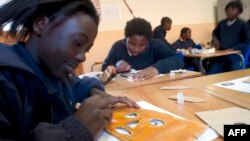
[0,0,218,73]
[83,0,218,73]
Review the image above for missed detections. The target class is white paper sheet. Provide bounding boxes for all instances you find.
[97,101,218,141]
[117,73,165,82]
[214,77,250,93]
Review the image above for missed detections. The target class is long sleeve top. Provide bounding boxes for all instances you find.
[0,42,104,141]
[102,38,184,73]
[212,18,250,51]
[152,25,175,51]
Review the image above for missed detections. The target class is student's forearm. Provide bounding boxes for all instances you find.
[232,42,248,50]
[153,56,184,73]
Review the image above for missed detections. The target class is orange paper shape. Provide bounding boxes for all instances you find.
[106,108,207,141]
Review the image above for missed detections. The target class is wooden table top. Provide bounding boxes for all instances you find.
[105,71,202,91]
[106,70,250,140]
[108,80,237,141]
[182,69,250,109]
[108,81,236,123]
[184,50,241,59]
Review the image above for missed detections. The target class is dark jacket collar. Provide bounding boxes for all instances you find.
[0,42,59,94]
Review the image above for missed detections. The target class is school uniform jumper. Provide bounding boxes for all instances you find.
[0,42,104,141]
[102,38,184,73]
[153,25,175,51]
[208,18,250,74]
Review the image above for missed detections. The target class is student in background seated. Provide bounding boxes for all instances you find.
[172,27,200,71]
[152,17,175,51]
[208,0,250,74]
[0,0,139,140]
[102,18,184,80]
[172,27,196,50]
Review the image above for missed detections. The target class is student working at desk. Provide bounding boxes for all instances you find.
[208,0,250,74]
[172,27,196,50]
[102,18,184,80]
[0,0,139,141]
[172,27,200,71]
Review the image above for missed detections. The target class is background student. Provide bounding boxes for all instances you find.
[102,18,184,80]
[172,27,196,50]
[172,27,200,71]
[152,17,175,51]
[208,0,250,74]
[0,0,139,140]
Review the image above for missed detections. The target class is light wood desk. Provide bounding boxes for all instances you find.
[183,69,250,109]
[184,50,244,74]
[108,80,237,140]
[105,71,202,91]
[108,81,236,122]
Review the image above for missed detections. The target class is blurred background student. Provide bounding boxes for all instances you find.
[208,0,250,74]
[172,27,200,71]
[152,17,175,51]
[172,27,196,50]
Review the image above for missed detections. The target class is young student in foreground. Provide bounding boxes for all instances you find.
[208,0,250,74]
[0,0,139,141]
[102,18,184,80]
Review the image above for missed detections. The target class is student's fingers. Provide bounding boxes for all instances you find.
[142,74,152,80]
[133,71,144,80]
[117,96,140,108]
[134,71,151,80]
[116,60,131,72]
[120,62,131,72]
[93,94,140,109]
[94,95,120,108]
[117,65,127,72]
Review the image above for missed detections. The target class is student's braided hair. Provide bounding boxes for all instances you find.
[125,18,152,40]
[0,0,99,41]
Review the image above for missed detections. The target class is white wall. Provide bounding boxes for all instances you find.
[99,0,217,31]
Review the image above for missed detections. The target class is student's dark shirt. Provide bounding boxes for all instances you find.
[102,38,184,73]
[247,20,250,26]
[0,42,104,141]
[152,25,176,51]
[172,38,196,50]
[212,18,250,51]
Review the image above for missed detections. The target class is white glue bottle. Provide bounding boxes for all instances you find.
[177,91,184,104]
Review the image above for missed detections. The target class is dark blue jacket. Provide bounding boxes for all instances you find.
[152,25,175,51]
[0,42,104,141]
[153,25,168,45]
[213,18,250,52]
[172,39,196,50]
[102,38,184,73]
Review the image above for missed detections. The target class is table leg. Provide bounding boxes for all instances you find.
[199,58,206,74]
[236,53,245,69]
